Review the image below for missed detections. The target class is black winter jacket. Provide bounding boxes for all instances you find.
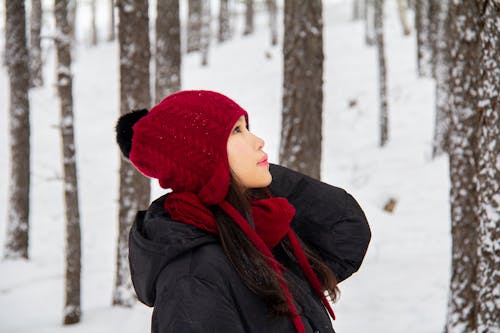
[129,164,371,333]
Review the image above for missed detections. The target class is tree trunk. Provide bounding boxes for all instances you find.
[280,0,323,179]
[187,0,202,53]
[4,0,31,260]
[30,0,43,87]
[54,0,81,325]
[243,0,254,35]
[474,1,500,331]
[115,0,151,307]
[155,0,181,103]
[67,0,77,42]
[352,0,362,20]
[90,0,98,46]
[415,0,432,77]
[431,0,450,158]
[396,0,410,36]
[108,0,116,41]
[375,0,388,147]
[218,0,231,43]
[267,0,278,46]
[444,1,483,332]
[427,0,440,79]
[200,0,210,66]
[364,0,375,46]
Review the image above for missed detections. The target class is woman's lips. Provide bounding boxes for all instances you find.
[257,155,269,166]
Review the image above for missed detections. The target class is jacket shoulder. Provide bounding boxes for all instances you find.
[159,241,237,292]
[269,163,371,283]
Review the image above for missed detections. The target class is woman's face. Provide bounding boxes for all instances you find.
[227,116,272,190]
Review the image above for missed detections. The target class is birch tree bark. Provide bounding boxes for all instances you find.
[54,0,81,325]
[280,0,323,179]
[4,0,31,260]
[114,0,151,307]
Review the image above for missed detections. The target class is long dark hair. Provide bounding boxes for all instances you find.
[209,176,340,317]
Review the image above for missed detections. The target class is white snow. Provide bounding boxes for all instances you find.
[0,1,451,332]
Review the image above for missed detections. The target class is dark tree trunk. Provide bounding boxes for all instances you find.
[431,0,451,158]
[364,0,375,46]
[54,0,81,325]
[218,0,231,43]
[444,1,483,332]
[427,0,440,78]
[267,0,278,46]
[30,0,43,87]
[187,0,202,53]
[114,0,151,307]
[280,0,323,179]
[352,0,362,20]
[474,0,499,331]
[200,0,210,66]
[155,0,181,103]
[415,0,432,77]
[67,0,77,42]
[90,0,98,46]
[108,0,116,41]
[4,0,31,260]
[243,0,254,35]
[375,0,388,147]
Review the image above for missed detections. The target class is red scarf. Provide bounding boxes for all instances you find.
[164,192,336,333]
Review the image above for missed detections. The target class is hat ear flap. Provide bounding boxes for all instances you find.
[115,109,148,159]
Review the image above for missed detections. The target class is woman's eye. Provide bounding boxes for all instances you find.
[234,126,241,133]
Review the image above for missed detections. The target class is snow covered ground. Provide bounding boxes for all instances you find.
[0,1,450,332]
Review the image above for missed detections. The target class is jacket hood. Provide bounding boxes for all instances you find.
[128,194,218,306]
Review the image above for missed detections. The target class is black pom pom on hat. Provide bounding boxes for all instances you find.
[115,109,148,159]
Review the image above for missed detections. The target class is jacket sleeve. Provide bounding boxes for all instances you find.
[152,275,246,333]
[269,163,371,283]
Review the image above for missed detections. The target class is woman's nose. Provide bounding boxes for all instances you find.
[255,135,265,150]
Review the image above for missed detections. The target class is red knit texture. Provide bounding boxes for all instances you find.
[129,90,248,205]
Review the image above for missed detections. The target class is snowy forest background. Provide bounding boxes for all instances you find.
[1,0,499,333]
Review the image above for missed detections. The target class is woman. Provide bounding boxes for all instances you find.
[116,90,371,333]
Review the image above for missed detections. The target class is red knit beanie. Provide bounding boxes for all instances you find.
[129,90,248,205]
